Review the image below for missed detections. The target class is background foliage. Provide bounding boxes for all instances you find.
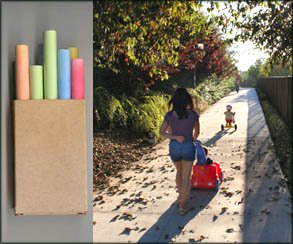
[210,1,292,68]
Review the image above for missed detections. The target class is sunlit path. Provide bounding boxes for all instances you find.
[93,88,292,243]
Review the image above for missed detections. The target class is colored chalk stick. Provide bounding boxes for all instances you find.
[15,44,30,100]
[29,65,43,99]
[43,30,57,99]
[68,47,78,59]
[71,58,85,99]
[58,49,71,99]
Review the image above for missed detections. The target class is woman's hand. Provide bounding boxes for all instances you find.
[193,120,200,141]
[175,135,185,143]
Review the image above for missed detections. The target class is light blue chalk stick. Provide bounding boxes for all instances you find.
[57,49,71,99]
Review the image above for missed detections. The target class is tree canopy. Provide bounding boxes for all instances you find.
[93,1,239,95]
[93,1,292,95]
[94,1,211,81]
[209,1,292,67]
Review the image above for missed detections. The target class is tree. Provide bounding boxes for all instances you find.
[259,58,292,76]
[207,1,293,67]
[93,1,212,95]
[245,59,263,83]
[180,31,238,83]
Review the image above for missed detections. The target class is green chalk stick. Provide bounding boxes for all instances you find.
[29,65,43,99]
[43,30,57,99]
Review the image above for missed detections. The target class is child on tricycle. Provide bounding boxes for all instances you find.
[222,104,237,130]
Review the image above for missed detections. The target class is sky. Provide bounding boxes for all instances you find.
[201,1,269,72]
[229,41,269,72]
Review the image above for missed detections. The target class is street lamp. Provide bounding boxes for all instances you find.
[193,43,204,88]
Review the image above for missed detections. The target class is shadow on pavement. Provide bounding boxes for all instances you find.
[203,129,235,147]
[242,88,292,242]
[138,189,217,243]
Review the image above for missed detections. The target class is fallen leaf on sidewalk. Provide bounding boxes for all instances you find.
[212,215,218,222]
[197,235,206,241]
[120,227,132,235]
[118,189,128,195]
[94,196,103,202]
[220,207,228,214]
[224,176,235,182]
[121,176,133,184]
[151,185,157,191]
[119,213,136,220]
[93,221,96,225]
[231,165,241,170]
[146,167,154,173]
[113,205,121,211]
[237,198,243,205]
[261,208,271,214]
[110,214,120,222]
[221,190,234,197]
[226,228,234,233]
[138,227,147,233]
[225,192,234,197]
[98,200,105,205]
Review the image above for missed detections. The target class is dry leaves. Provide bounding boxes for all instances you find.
[93,130,152,191]
[226,228,234,233]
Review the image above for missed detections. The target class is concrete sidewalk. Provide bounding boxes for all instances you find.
[93,88,292,243]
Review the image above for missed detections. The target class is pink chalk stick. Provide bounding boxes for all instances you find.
[16,44,30,100]
[71,58,85,99]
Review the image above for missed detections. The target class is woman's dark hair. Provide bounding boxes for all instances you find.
[168,87,194,119]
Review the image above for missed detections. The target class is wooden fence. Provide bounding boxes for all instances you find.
[257,76,292,127]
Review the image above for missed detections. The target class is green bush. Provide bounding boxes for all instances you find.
[195,75,234,104]
[94,87,127,129]
[93,74,234,139]
[120,94,169,140]
[94,89,169,140]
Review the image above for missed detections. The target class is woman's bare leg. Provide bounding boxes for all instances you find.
[179,160,194,210]
[173,161,182,203]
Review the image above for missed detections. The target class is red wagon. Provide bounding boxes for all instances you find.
[191,161,223,190]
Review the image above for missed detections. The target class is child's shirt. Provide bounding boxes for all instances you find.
[224,111,235,120]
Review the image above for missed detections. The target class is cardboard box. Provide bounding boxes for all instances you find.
[13,100,87,215]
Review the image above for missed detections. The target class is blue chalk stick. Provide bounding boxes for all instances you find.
[57,49,71,99]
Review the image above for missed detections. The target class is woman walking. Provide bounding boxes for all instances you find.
[160,87,200,215]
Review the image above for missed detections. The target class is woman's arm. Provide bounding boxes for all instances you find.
[160,120,176,140]
[193,120,200,141]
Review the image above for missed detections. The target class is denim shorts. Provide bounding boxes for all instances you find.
[169,140,196,161]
